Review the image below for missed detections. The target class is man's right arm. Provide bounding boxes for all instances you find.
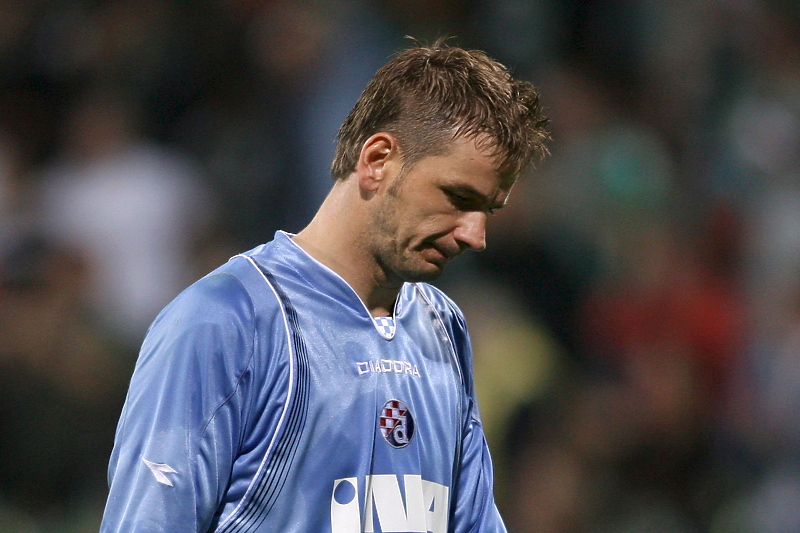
[101,272,257,533]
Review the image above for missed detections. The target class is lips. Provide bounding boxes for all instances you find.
[426,243,459,264]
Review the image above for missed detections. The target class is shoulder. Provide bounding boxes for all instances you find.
[141,255,288,363]
[410,283,478,397]
[411,282,468,327]
[126,255,294,417]
[410,283,471,352]
[162,255,282,326]
[411,282,461,312]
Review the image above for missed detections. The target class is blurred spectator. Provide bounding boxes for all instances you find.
[580,217,747,403]
[721,8,800,338]
[0,233,133,531]
[175,0,396,247]
[36,84,214,347]
[0,131,29,241]
[470,0,565,74]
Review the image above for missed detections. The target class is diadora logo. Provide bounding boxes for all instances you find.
[331,474,449,533]
[379,400,414,448]
[356,359,422,378]
[142,457,177,487]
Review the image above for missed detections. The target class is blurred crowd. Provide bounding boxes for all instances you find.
[1,0,799,531]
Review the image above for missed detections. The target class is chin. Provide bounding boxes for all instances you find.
[406,271,444,283]
[383,250,449,283]
[398,262,446,283]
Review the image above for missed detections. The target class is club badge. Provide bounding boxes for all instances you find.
[379,399,415,448]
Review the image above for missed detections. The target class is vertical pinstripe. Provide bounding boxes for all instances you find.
[217,265,310,533]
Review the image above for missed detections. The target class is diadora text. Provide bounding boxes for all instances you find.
[356,360,421,377]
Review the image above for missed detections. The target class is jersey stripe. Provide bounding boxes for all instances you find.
[217,261,311,533]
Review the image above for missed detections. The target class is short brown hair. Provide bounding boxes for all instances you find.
[331,39,550,181]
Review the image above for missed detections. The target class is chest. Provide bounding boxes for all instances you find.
[300,308,462,415]
[284,301,465,459]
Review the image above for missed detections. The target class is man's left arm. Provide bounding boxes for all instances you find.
[442,299,508,533]
[450,394,508,532]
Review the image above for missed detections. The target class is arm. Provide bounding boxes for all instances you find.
[450,399,507,533]
[101,272,257,533]
[436,289,508,533]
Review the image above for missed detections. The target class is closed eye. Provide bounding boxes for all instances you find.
[445,190,470,205]
[444,188,500,215]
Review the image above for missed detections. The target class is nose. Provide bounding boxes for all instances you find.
[453,211,487,252]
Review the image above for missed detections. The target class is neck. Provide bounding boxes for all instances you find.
[293,179,399,316]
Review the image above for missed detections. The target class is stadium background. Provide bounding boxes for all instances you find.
[1,0,800,531]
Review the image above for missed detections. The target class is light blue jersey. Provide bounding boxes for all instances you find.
[101,231,506,533]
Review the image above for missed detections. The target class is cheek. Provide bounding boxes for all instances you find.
[421,208,459,229]
[405,216,459,249]
[381,193,455,243]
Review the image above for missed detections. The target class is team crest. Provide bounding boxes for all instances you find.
[379,399,415,448]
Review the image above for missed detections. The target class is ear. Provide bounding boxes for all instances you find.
[355,132,400,193]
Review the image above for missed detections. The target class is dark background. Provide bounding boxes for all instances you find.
[1,1,800,531]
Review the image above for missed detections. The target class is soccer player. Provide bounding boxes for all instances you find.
[101,40,549,533]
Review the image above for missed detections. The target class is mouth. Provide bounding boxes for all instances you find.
[423,243,458,265]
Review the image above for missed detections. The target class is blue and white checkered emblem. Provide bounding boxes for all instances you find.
[373,316,396,339]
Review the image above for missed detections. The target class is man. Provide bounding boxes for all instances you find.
[101,40,549,533]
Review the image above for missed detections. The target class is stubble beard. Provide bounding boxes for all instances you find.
[371,180,443,285]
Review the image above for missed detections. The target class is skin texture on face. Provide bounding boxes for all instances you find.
[368,135,513,287]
